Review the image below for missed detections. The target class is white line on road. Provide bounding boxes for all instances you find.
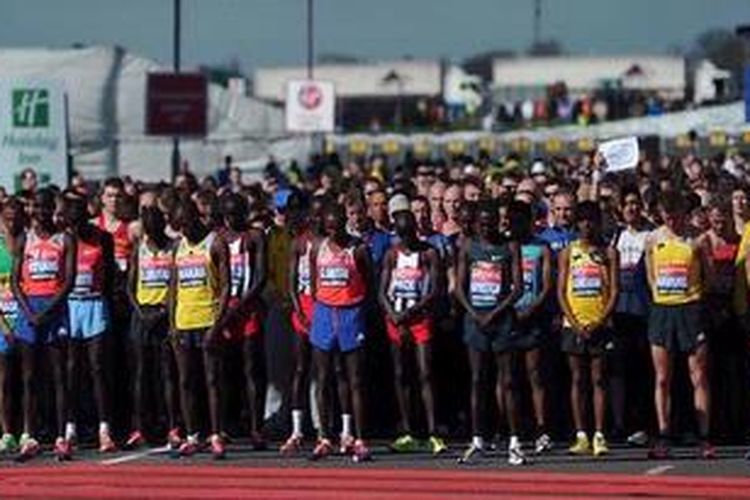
[99,446,170,466]
[644,464,675,476]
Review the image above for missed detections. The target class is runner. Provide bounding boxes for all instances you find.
[0,198,25,454]
[309,204,373,462]
[380,194,445,456]
[219,192,267,449]
[558,201,618,458]
[169,197,231,459]
[124,206,178,449]
[11,188,75,461]
[645,192,714,459]
[455,200,522,465]
[63,194,117,454]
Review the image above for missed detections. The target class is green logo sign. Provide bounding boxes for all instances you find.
[12,88,49,128]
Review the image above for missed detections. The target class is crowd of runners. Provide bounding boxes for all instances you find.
[0,147,749,466]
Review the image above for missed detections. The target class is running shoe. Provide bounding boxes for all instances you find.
[508,444,527,466]
[250,431,267,451]
[390,434,418,453]
[99,430,117,453]
[0,433,18,454]
[167,427,183,450]
[534,433,552,454]
[647,439,671,460]
[700,441,716,460]
[592,434,609,457]
[177,436,200,458]
[429,435,448,456]
[124,430,145,450]
[17,435,40,462]
[352,438,372,463]
[457,443,484,464]
[744,449,750,461]
[210,433,226,460]
[568,434,591,455]
[310,438,333,461]
[339,434,355,455]
[54,437,72,461]
[627,430,649,447]
[280,434,303,456]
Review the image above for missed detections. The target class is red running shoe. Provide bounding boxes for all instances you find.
[700,441,717,460]
[178,437,199,458]
[167,427,182,450]
[310,438,333,461]
[54,437,72,462]
[210,434,226,460]
[99,430,117,453]
[280,434,303,456]
[352,438,372,463]
[124,430,145,450]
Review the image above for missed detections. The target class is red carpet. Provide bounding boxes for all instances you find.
[2,465,750,498]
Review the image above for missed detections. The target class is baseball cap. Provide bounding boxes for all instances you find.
[388,194,411,217]
[274,189,292,211]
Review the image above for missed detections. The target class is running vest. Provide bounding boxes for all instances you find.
[71,236,105,299]
[227,233,253,300]
[564,240,609,327]
[175,232,219,330]
[648,228,702,306]
[516,239,545,311]
[387,246,429,313]
[314,238,366,307]
[0,235,18,327]
[97,214,132,272]
[21,230,66,297]
[296,238,313,296]
[710,238,738,298]
[467,238,511,309]
[135,239,173,306]
[614,226,650,316]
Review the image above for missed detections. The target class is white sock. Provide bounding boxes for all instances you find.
[187,433,199,444]
[576,430,587,440]
[292,410,304,437]
[65,423,76,441]
[508,435,520,449]
[341,414,352,438]
[472,435,484,449]
[594,431,604,440]
[99,422,110,435]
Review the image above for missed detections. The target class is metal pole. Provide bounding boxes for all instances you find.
[171,0,181,181]
[307,0,314,79]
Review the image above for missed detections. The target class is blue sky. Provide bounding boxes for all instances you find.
[3,0,749,71]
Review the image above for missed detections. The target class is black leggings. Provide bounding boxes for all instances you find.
[67,336,111,425]
[172,339,222,436]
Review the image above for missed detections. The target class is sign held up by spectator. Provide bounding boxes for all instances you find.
[146,73,207,136]
[285,80,335,133]
[598,136,639,172]
[0,78,68,190]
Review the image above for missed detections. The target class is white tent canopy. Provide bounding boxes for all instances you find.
[0,46,311,182]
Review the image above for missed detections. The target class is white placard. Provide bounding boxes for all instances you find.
[285,79,335,133]
[598,137,639,172]
[0,78,68,191]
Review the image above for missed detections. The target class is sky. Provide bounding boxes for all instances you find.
[2,0,750,73]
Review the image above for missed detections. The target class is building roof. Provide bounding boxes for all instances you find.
[254,60,441,101]
[492,55,685,94]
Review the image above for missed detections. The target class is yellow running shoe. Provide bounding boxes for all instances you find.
[390,434,418,453]
[429,436,447,456]
[593,433,609,457]
[568,433,591,455]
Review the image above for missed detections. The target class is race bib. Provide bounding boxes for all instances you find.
[656,264,688,295]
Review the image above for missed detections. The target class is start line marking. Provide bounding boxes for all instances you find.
[100,446,171,466]
[644,464,675,476]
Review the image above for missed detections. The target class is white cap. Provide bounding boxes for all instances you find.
[388,194,411,218]
[531,160,546,175]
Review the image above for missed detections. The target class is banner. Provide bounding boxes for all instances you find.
[598,136,639,172]
[0,78,68,191]
[146,73,207,136]
[286,80,335,133]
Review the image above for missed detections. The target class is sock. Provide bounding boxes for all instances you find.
[472,435,484,449]
[65,423,76,441]
[594,431,604,440]
[341,414,353,438]
[187,433,199,444]
[508,435,520,449]
[576,430,587,440]
[20,432,30,445]
[292,410,303,437]
[99,422,110,435]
